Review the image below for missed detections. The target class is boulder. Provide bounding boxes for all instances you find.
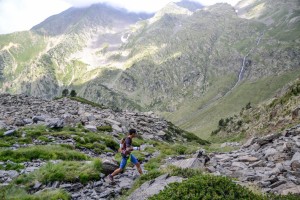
[291,152,300,171]
[102,159,119,175]
[112,124,122,133]
[4,129,16,136]
[104,118,121,126]
[171,158,206,169]
[282,186,300,195]
[84,125,97,132]
[32,116,45,123]
[256,133,281,146]
[238,156,259,162]
[46,118,64,128]
[127,174,183,200]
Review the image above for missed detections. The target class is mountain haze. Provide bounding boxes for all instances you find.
[0,0,299,139]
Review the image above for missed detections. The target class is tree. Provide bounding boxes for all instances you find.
[62,89,69,97]
[246,102,251,110]
[70,90,77,97]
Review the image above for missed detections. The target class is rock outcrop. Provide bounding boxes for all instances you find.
[208,125,300,195]
[127,174,183,200]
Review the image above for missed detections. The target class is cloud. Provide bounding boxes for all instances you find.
[0,0,70,34]
[0,0,241,34]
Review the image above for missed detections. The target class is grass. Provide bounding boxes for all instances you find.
[0,125,119,154]
[166,70,300,139]
[0,186,70,200]
[0,145,87,163]
[15,159,102,187]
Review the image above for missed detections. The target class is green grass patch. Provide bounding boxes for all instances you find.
[97,125,113,132]
[15,159,102,187]
[0,145,87,162]
[167,70,300,139]
[0,186,70,200]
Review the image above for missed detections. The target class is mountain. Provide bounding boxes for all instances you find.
[0,0,299,139]
[211,77,300,142]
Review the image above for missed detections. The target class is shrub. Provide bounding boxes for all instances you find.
[149,174,300,200]
[0,186,70,200]
[0,145,87,162]
[149,175,263,200]
[97,125,113,132]
[15,159,102,186]
[70,90,77,97]
[62,89,69,97]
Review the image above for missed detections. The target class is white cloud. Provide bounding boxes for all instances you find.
[0,0,241,34]
[0,0,70,34]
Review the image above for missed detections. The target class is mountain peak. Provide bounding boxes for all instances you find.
[31,3,152,36]
[175,0,203,12]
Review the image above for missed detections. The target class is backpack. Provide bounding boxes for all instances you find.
[120,137,131,158]
[118,138,126,153]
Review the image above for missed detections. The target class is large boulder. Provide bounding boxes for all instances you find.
[102,159,119,175]
[291,152,300,171]
[46,118,64,129]
[127,174,183,200]
[171,158,206,169]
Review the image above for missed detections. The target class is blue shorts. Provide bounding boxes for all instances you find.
[120,154,138,169]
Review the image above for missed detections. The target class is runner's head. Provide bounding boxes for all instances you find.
[128,129,137,137]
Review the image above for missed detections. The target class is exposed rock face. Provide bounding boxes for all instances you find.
[127,174,183,200]
[0,94,193,142]
[208,125,300,195]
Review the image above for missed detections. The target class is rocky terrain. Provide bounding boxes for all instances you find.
[0,94,299,199]
[0,93,196,142]
[209,126,300,195]
[0,94,207,199]
[0,0,299,138]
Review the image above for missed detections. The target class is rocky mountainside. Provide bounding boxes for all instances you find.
[0,93,206,143]
[0,0,299,138]
[0,94,207,199]
[0,94,299,199]
[210,77,300,141]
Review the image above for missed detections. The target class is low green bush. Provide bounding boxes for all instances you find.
[0,186,70,200]
[149,174,300,200]
[15,159,102,186]
[0,145,87,162]
[97,125,113,132]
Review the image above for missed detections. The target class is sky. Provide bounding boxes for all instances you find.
[0,0,241,34]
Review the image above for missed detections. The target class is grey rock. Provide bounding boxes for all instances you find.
[104,118,121,126]
[112,124,122,133]
[256,133,281,146]
[127,174,183,200]
[232,162,247,169]
[4,129,16,136]
[46,118,64,128]
[23,118,32,124]
[171,158,205,169]
[33,181,42,190]
[84,125,97,132]
[32,116,45,123]
[282,186,300,195]
[269,180,286,189]
[102,159,119,175]
[99,189,113,198]
[242,137,257,148]
[291,152,300,171]
[238,156,259,162]
[265,148,278,157]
